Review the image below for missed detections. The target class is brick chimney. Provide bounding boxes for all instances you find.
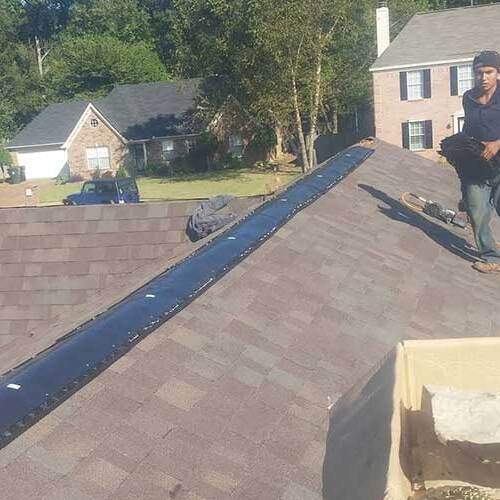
[376,1,390,57]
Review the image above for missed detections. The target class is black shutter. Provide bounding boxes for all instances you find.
[424,120,433,149]
[402,122,410,149]
[423,69,431,98]
[400,72,408,101]
[450,66,458,96]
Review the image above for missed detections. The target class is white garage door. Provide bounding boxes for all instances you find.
[16,148,67,180]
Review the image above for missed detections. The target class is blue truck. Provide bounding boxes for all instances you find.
[63,178,140,205]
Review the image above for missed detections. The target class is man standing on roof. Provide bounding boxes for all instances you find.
[462,50,500,273]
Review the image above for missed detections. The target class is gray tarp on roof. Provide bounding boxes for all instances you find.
[371,4,500,71]
[7,100,89,148]
[95,78,202,141]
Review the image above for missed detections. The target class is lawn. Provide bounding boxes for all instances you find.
[37,168,302,204]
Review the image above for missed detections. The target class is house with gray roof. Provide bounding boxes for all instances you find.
[6,78,251,180]
[370,3,500,158]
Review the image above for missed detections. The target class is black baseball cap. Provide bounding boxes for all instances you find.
[473,50,500,70]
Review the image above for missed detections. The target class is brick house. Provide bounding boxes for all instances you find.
[370,3,500,159]
[6,79,254,180]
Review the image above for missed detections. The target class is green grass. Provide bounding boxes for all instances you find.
[37,168,301,204]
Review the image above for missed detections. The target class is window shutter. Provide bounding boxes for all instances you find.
[424,120,433,149]
[423,69,431,98]
[402,122,410,149]
[400,72,408,101]
[450,66,458,96]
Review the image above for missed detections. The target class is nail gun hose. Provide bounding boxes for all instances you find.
[400,192,425,213]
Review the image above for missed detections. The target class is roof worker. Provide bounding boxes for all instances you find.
[462,50,500,273]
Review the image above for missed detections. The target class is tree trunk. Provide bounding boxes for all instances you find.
[273,124,285,159]
[34,36,50,77]
[292,74,309,172]
[35,36,44,77]
[306,43,322,169]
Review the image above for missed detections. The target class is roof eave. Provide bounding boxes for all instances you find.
[6,142,65,150]
[370,56,475,73]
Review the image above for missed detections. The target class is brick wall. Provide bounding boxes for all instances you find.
[67,109,127,179]
[145,138,190,164]
[373,65,465,159]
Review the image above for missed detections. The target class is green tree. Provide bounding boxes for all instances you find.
[49,34,170,99]
[65,0,153,44]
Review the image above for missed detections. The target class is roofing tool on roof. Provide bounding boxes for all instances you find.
[0,146,373,449]
[400,192,468,229]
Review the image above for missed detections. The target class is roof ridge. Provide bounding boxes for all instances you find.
[413,2,500,17]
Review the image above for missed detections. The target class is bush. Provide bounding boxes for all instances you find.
[68,174,84,183]
[115,165,129,178]
[0,146,12,168]
[144,162,171,177]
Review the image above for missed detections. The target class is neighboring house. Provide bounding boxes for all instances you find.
[370,3,500,158]
[6,79,254,180]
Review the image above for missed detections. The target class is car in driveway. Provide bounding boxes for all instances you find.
[63,178,140,205]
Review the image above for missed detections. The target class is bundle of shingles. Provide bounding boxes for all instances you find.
[439,132,500,184]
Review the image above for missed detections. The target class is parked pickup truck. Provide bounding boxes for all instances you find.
[63,178,140,205]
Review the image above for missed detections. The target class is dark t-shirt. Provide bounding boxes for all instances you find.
[463,86,500,142]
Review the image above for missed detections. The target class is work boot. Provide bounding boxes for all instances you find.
[472,261,500,273]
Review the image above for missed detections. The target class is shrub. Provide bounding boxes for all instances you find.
[115,165,128,178]
[68,174,84,183]
[144,162,171,177]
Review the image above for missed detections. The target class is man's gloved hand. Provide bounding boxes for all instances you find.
[480,140,500,160]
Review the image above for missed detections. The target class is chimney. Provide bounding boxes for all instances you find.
[376,1,390,57]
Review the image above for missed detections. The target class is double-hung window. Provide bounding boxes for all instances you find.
[457,64,474,95]
[86,147,110,170]
[400,69,431,100]
[407,71,424,100]
[162,139,175,161]
[228,134,244,158]
[409,121,426,150]
[185,138,196,153]
[402,120,433,151]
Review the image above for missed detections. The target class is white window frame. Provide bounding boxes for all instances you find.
[407,70,424,101]
[453,110,465,134]
[408,121,426,151]
[86,146,111,170]
[185,138,196,153]
[161,139,175,161]
[457,64,474,96]
[228,134,244,158]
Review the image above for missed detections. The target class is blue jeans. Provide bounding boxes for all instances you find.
[463,182,500,263]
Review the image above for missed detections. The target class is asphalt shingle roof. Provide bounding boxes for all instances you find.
[95,79,202,141]
[371,3,500,70]
[7,101,89,148]
[1,140,499,499]
[8,79,203,148]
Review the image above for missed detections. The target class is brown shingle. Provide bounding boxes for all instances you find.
[2,141,500,499]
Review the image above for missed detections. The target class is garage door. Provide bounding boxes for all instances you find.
[16,148,67,180]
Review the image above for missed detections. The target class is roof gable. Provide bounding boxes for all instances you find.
[371,4,500,71]
[7,100,89,149]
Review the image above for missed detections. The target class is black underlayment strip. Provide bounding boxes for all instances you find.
[0,146,373,448]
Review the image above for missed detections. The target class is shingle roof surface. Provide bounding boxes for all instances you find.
[7,101,89,148]
[0,197,258,376]
[371,4,500,70]
[1,140,499,499]
[8,79,202,148]
[95,79,202,140]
